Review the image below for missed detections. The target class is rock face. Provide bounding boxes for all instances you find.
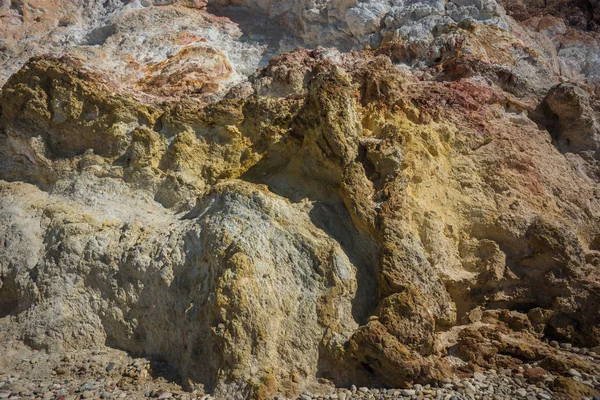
[1,0,600,399]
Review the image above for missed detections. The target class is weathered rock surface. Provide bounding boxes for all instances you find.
[1,0,600,399]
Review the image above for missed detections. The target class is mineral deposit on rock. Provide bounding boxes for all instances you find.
[1,0,600,399]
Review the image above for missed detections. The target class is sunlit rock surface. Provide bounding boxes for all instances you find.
[1,0,600,399]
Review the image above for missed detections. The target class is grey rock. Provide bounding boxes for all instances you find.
[569,369,582,377]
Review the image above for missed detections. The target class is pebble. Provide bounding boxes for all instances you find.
[569,368,582,377]
[516,388,528,397]
[473,372,486,381]
[464,381,477,393]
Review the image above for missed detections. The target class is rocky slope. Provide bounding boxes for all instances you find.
[1,0,600,399]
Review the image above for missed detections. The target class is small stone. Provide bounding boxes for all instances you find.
[464,382,477,393]
[560,343,572,350]
[154,390,173,399]
[300,395,311,400]
[569,368,582,377]
[358,387,368,393]
[516,388,528,398]
[550,341,559,348]
[119,393,127,399]
[79,382,95,392]
[524,367,547,383]
[82,391,94,399]
[401,389,416,396]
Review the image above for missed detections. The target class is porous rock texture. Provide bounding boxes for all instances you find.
[1,0,600,399]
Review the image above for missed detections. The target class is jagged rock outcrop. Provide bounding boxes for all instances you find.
[544,82,600,156]
[1,0,600,399]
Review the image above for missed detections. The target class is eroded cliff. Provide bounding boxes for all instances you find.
[1,0,600,399]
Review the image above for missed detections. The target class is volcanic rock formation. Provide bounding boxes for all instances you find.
[1,0,600,399]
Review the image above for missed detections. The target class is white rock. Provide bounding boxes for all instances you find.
[569,369,582,377]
